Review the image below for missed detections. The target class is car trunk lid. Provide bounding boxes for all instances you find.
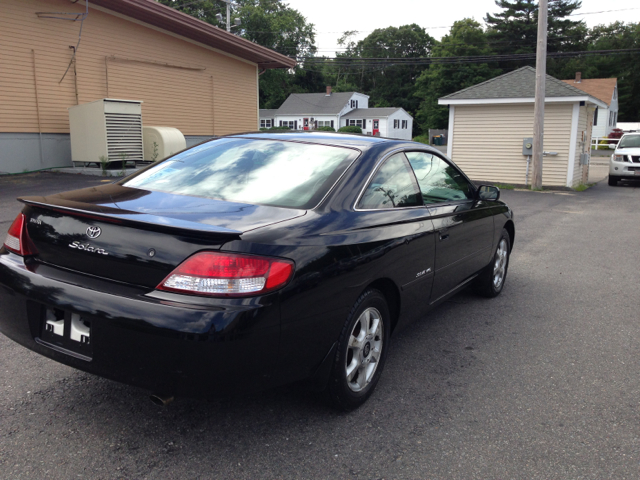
[19,184,305,288]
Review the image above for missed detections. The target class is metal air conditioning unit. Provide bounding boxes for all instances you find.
[69,99,143,167]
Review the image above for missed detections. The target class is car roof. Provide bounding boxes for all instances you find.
[232,131,399,149]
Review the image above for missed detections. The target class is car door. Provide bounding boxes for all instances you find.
[355,152,437,324]
[405,151,495,303]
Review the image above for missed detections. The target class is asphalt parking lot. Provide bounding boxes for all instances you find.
[0,172,639,479]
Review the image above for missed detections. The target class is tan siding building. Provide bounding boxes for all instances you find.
[0,0,295,173]
[439,67,605,188]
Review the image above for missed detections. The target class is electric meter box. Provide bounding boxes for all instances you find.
[522,137,533,156]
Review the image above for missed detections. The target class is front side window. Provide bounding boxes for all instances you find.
[358,153,422,209]
[405,152,473,204]
[123,138,359,209]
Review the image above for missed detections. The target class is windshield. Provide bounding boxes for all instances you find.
[122,138,359,209]
[618,135,640,149]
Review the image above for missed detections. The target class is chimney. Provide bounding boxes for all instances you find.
[575,72,582,83]
[326,86,332,96]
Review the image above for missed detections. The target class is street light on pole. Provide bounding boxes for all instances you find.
[531,0,548,190]
[216,0,240,33]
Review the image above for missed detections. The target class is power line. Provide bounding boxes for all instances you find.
[298,48,640,67]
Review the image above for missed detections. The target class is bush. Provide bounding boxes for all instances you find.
[338,125,362,134]
[597,139,611,150]
[412,134,430,145]
[268,126,291,131]
[316,126,336,132]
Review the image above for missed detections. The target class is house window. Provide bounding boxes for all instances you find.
[401,120,408,129]
[609,111,614,126]
[280,120,296,129]
[347,119,364,128]
[593,107,598,126]
[393,119,399,128]
[350,99,359,109]
[260,119,272,128]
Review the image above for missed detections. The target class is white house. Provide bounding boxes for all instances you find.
[562,73,618,140]
[342,108,413,140]
[259,87,413,140]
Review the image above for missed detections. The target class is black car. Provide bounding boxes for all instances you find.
[0,132,514,410]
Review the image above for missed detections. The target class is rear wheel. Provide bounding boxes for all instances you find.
[475,229,510,298]
[326,289,390,410]
[608,175,619,186]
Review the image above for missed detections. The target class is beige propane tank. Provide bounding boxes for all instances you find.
[143,126,186,162]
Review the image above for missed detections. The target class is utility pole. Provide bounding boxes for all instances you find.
[531,0,548,190]
[223,0,231,32]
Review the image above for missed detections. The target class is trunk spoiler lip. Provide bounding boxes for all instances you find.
[18,198,244,237]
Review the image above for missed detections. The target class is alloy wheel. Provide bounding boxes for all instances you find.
[493,239,508,289]
[345,307,384,392]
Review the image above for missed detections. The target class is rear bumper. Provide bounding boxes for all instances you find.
[0,251,281,397]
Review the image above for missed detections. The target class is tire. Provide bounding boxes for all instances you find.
[326,289,390,411]
[608,175,618,186]
[474,228,510,298]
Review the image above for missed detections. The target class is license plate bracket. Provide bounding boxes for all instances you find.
[39,307,93,360]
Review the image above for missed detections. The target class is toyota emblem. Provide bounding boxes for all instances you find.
[86,226,102,239]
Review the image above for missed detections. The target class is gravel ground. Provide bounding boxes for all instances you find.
[0,172,639,479]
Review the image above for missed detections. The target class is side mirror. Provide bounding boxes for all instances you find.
[477,185,500,201]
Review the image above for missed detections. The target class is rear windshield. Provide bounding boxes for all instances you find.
[618,135,640,149]
[122,138,359,209]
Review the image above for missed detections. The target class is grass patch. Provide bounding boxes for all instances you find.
[495,183,515,190]
[573,182,595,192]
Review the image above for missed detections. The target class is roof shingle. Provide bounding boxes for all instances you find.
[276,92,357,115]
[440,66,592,101]
[561,78,617,106]
[342,108,405,119]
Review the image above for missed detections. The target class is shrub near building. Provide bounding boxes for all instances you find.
[338,126,363,134]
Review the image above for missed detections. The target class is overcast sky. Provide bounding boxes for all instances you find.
[283,0,640,56]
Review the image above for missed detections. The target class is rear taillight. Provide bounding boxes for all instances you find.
[3,213,37,256]
[157,252,294,297]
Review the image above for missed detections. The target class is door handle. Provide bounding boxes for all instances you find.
[439,230,449,241]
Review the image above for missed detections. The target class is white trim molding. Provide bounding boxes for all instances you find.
[439,96,607,109]
[566,102,581,188]
[447,106,455,158]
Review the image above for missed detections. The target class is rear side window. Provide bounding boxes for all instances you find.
[122,138,359,209]
[405,152,473,204]
[358,153,422,209]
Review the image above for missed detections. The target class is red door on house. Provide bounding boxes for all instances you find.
[373,119,380,136]
[303,118,309,131]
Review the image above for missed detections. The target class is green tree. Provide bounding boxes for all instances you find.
[414,19,500,132]
[551,22,640,122]
[321,26,435,136]
[352,26,435,113]
[485,0,587,55]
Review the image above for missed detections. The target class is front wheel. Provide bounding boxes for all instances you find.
[326,289,390,411]
[475,229,510,298]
